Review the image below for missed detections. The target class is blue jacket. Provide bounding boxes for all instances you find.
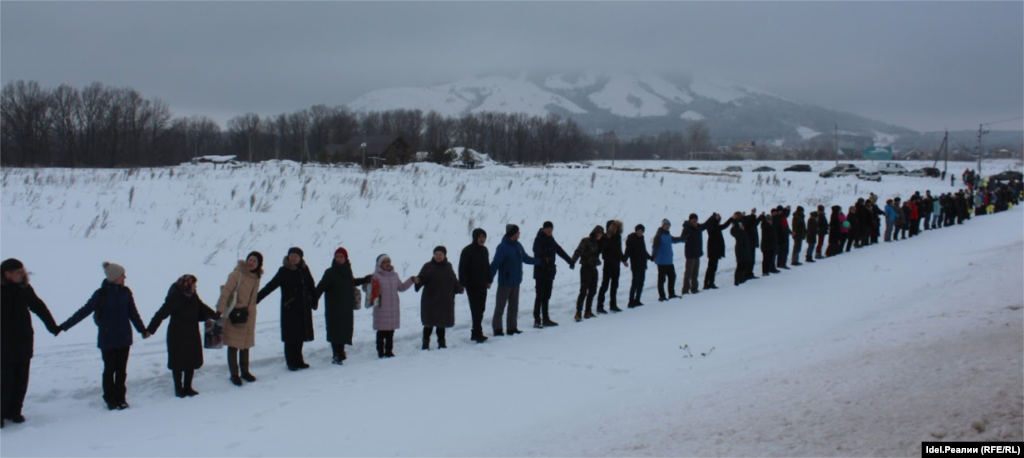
[490,235,538,287]
[884,204,899,223]
[60,281,146,350]
[653,229,684,265]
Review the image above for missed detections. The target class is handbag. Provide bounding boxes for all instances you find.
[229,307,249,324]
[353,286,363,310]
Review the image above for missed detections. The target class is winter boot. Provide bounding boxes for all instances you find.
[173,371,186,398]
[609,304,623,312]
[239,350,256,382]
[596,306,608,314]
[437,328,447,349]
[584,310,596,319]
[376,332,386,358]
[183,371,198,396]
[533,319,543,329]
[574,311,582,322]
[542,318,559,327]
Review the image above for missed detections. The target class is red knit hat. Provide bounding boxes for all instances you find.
[335,247,348,259]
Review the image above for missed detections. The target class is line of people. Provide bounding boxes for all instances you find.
[2,180,1020,427]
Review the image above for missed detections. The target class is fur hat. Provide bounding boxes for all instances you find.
[635,224,645,232]
[103,262,125,282]
[688,213,698,221]
[433,246,447,256]
[288,247,304,258]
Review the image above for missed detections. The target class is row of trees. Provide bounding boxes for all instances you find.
[1,80,599,167]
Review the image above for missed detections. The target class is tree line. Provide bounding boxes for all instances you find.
[2,80,604,167]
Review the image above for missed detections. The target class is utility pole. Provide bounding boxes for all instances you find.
[976,123,989,176]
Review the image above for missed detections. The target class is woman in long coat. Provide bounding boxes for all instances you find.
[371,254,415,358]
[258,247,317,371]
[147,275,216,397]
[415,246,464,350]
[729,212,752,286]
[315,247,371,365]
[216,252,263,386]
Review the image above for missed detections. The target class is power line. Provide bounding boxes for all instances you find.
[981,116,1024,127]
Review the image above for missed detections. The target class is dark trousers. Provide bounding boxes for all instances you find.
[777,239,789,268]
[284,341,306,368]
[423,326,446,347]
[791,239,803,264]
[375,331,395,357]
[466,288,487,338]
[576,266,599,313]
[172,370,194,393]
[682,258,700,293]
[533,276,554,322]
[227,347,251,379]
[761,251,776,274]
[735,260,751,285]
[816,234,826,258]
[704,257,719,288]
[101,347,130,407]
[1,361,31,420]
[331,342,347,361]
[844,233,854,252]
[629,267,646,304]
[748,246,758,277]
[656,264,676,299]
[597,263,620,308]
[805,239,816,261]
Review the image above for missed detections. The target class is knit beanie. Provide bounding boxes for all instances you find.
[103,262,125,282]
[1,258,24,273]
[543,221,554,229]
[288,247,304,258]
[433,246,447,256]
[662,218,671,227]
[635,224,645,232]
[688,213,698,221]
[335,247,349,259]
[376,254,391,268]
[506,224,520,238]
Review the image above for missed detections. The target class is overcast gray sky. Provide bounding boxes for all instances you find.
[2,1,1021,132]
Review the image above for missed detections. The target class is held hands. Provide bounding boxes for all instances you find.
[412,276,420,285]
[486,283,492,289]
[142,331,152,339]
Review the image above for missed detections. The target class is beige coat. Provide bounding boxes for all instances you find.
[216,260,262,349]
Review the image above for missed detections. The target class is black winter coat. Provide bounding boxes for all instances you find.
[731,225,752,264]
[315,261,370,345]
[806,214,818,243]
[743,214,762,248]
[760,220,777,253]
[258,259,317,343]
[791,211,806,240]
[532,229,572,280]
[146,283,215,371]
[600,233,625,265]
[460,247,491,291]
[681,217,712,259]
[416,259,464,328]
[828,209,843,245]
[705,216,733,261]
[624,233,652,270]
[1,281,59,363]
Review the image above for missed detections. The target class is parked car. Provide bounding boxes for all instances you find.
[857,171,882,182]
[723,166,743,172]
[905,169,929,178]
[876,161,908,175]
[819,164,862,178]
[687,167,699,171]
[920,167,941,177]
[783,164,812,172]
[990,171,1023,182]
[753,166,775,172]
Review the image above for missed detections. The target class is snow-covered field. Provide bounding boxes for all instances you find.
[1,159,1021,456]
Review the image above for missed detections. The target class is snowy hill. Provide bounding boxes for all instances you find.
[347,71,920,147]
[1,161,1022,455]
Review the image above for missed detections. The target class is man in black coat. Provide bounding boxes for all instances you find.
[680,213,712,295]
[760,210,780,275]
[459,228,491,342]
[743,209,764,279]
[1,259,60,428]
[624,224,653,307]
[257,247,317,371]
[704,213,733,289]
[532,222,572,328]
[729,213,753,286]
[597,220,627,313]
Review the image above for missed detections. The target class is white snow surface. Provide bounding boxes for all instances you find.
[796,125,822,140]
[688,78,748,104]
[874,130,900,147]
[637,75,694,105]
[543,72,600,91]
[348,76,587,118]
[680,110,706,121]
[587,75,669,117]
[1,160,1022,456]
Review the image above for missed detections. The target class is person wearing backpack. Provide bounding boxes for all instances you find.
[1,259,61,428]
[145,274,217,398]
[314,248,372,365]
[59,262,150,411]
[215,252,263,386]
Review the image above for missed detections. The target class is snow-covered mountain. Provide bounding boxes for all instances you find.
[347,72,919,147]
